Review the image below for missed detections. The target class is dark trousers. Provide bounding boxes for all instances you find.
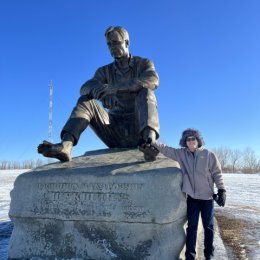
[185,196,214,260]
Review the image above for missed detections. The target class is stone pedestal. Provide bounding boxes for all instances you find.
[8,149,187,260]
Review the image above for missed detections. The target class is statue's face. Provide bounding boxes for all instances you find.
[107,31,129,58]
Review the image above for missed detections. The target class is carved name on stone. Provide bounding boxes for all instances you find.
[34,181,147,221]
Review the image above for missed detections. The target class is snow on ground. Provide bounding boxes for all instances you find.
[0,170,30,221]
[215,173,260,260]
[0,170,30,260]
[220,173,260,222]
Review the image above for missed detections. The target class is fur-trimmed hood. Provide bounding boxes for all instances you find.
[179,128,204,148]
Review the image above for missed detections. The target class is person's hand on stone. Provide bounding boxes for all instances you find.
[138,143,159,161]
[138,128,159,161]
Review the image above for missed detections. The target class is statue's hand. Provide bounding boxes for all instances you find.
[101,95,121,109]
[141,127,157,145]
[99,85,117,99]
[127,80,143,93]
[114,80,143,94]
[91,85,108,100]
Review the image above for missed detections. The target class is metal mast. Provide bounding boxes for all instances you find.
[48,80,53,144]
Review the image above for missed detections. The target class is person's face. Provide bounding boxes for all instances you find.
[106,31,129,58]
[186,136,198,151]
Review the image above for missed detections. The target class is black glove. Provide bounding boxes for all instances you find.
[213,189,226,207]
[138,143,159,161]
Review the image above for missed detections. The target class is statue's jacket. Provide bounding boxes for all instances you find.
[81,55,159,134]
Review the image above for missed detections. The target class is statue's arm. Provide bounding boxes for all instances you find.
[80,67,108,99]
[94,58,159,100]
[117,59,159,93]
[134,58,159,90]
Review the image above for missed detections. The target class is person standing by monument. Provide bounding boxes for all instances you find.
[38,26,160,161]
[149,128,226,260]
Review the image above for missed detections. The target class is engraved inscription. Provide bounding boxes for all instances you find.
[38,182,144,192]
[34,182,149,221]
[43,192,130,203]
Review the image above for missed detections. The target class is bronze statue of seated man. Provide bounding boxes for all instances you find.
[38,26,160,162]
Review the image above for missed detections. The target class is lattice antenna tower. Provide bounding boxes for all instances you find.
[48,80,53,143]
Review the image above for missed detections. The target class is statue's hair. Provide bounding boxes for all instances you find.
[105,26,129,43]
[179,128,204,148]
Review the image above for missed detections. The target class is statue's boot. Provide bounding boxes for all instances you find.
[37,140,73,162]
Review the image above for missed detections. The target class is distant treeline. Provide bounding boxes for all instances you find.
[1,146,260,173]
[0,159,45,170]
[212,147,260,173]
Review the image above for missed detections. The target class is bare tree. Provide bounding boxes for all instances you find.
[0,160,8,169]
[12,161,21,169]
[0,159,46,170]
[230,149,242,173]
[212,146,231,171]
[22,160,36,169]
[242,147,260,173]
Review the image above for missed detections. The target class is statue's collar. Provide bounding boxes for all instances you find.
[113,54,134,71]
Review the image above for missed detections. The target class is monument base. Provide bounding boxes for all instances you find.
[8,149,187,260]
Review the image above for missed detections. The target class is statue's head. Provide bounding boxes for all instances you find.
[105,26,130,59]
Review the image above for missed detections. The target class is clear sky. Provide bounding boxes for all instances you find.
[0,0,259,162]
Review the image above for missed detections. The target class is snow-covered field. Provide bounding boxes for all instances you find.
[0,169,30,221]
[215,173,260,260]
[0,170,30,260]
[217,173,260,223]
[0,170,259,259]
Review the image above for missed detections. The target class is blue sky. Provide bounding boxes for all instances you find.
[0,0,259,162]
